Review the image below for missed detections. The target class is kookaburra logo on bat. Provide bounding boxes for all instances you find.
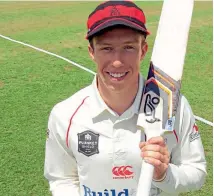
[144,94,161,123]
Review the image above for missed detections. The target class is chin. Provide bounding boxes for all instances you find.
[107,83,127,93]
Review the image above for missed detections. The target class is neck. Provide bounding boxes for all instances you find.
[97,76,139,115]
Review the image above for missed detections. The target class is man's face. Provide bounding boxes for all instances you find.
[88,27,148,93]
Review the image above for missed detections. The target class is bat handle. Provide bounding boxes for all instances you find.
[136,160,154,196]
[137,130,162,196]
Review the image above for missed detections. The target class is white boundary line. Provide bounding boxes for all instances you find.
[0,34,96,76]
[0,34,213,127]
[194,115,213,127]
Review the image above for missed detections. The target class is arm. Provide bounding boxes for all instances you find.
[152,96,207,194]
[44,107,80,196]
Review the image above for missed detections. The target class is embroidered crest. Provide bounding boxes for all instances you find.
[78,131,99,157]
[110,6,120,17]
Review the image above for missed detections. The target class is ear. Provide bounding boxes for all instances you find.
[140,42,148,61]
[88,44,95,61]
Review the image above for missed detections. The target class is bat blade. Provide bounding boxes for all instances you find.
[151,0,193,81]
[136,0,194,195]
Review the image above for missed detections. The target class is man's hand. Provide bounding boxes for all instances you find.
[139,136,170,181]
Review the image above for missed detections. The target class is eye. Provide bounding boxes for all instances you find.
[124,45,134,50]
[101,47,113,51]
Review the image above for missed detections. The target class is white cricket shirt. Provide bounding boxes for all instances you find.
[44,74,206,196]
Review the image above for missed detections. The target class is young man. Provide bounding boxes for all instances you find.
[44,1,206,196]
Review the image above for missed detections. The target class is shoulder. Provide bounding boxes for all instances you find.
[50,85,92,122]
[179,94,194,119]
[175,94,196,136]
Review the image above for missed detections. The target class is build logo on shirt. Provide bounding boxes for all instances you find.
[83,185,129,196]
[77,130,99,157]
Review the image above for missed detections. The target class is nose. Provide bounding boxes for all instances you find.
[112,51,124,68]
[112,60,123,68]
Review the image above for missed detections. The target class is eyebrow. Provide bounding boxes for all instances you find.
[96,42,112,46]
[123,41,139,44]
[96,40,139,46]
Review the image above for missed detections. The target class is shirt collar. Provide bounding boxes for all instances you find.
[90,74,145,119]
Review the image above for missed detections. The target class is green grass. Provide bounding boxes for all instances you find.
[0,2,212,196]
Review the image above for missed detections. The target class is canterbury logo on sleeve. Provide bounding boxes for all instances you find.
[189,123,200,142]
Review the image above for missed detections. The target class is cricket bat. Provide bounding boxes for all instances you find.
[136,0,194,195]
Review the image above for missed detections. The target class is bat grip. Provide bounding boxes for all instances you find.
[136,160,154,196]
[137,130,162,196]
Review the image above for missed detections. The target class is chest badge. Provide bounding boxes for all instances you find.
[78,131,99,157]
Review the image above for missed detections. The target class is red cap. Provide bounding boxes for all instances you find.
[86,0,150,40]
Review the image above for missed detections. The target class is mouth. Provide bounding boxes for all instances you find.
[107,72,129,81]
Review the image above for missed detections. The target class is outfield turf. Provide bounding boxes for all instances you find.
[0,2,212,196]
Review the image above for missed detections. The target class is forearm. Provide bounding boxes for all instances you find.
[152,163,206,194]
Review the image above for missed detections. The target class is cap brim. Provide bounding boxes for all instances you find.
[86,18,150,40]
